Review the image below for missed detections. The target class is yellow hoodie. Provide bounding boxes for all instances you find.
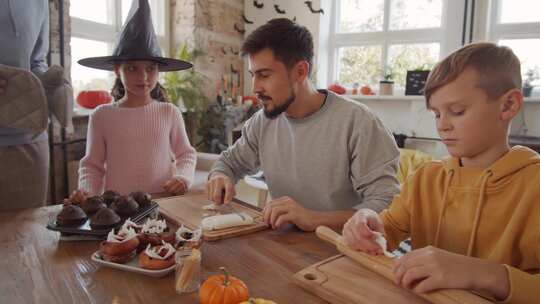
[380,146,540,304]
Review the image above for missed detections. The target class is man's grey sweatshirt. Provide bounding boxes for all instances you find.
[210,90,400,212]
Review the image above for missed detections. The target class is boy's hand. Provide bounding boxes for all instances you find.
[262,196,317,231]
[393,246,510,300]
[66,189,88,204]
[163,177,187,195]
[342,208,385,255]
[206,172,235,204]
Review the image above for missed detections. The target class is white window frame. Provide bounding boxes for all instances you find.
[485,0,540,41]
[327,0,465,87]
[71,0,169,58]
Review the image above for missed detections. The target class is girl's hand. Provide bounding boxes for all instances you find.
[66,189,88,204]
[163,177,187,195]
[342,208,386,255]
[393,246,510,300]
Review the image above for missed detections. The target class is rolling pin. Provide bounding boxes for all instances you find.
[316,226,493,304]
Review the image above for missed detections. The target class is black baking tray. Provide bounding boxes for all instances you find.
[46,201,159,237]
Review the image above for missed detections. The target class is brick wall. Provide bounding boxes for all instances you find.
[49,0,78,203]
[171,0,245,102]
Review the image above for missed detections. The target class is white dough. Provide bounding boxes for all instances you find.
[202,203,218,211]
[373,231,395,258]
[201,213,253,231]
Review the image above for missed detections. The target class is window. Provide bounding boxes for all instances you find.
[488,0,540,88]
[328,0,464,91]
[70,0,168,108]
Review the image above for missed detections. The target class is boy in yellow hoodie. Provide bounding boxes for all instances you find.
[342,42,539,303]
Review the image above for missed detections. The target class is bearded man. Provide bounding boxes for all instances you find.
[206,18,400,232]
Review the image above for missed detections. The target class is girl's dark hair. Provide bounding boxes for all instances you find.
[111,78,169,102]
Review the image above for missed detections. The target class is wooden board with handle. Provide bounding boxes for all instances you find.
[295,254,432,304]
[156,193,268,241]
[295,226,493,304]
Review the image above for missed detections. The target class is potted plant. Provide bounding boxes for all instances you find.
[164,43,209,144]
[523,68,537,97]
[379,73,394,96]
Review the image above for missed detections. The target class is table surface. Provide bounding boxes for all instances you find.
[0,192,337,304]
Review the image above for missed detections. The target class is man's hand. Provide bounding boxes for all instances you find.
[163,177,187,195]
[393,246,510,300]
[0,77,7,95]
[206,172,235,204]
[342,208,385,255]
[263,196,318,231]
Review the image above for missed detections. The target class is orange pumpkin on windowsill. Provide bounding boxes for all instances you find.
[199,267,249,304]
[77,90,112,109]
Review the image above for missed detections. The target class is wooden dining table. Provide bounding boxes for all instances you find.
[0,193,338,304]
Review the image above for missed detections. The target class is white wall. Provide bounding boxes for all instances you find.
[243,0,330,93]
[353,96,540,158]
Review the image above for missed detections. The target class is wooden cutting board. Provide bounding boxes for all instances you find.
[294,254,432,304]
[298,226,493,304]
[156,192,268,241]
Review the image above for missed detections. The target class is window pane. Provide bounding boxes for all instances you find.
[390,0,442,30]
[387,43,440,88]
[500,0,540,24]
[122,0,161,35]
[71,38,114,104]
[338,46,383,88]
[70,0,112,24]
[499,39,540,86]
[339,0,384,33]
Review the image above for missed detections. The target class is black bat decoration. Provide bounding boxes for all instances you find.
[234,23,246,35]
[231,64,239,74]
[305,1,324,15]
[221,47,227,55]
[254,0,264,9]
[274,4,286,14]
[230,47,239,56]
[242,14,254,24]
[292,16,297,22]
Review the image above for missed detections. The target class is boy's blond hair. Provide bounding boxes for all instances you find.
[424,42,522,103]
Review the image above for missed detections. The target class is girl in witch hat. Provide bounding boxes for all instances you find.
[68,0,197,202]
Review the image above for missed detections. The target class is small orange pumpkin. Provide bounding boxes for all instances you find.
[76,90,112,109]
[199,267,249,304]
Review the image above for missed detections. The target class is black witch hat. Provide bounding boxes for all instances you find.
[78,0,192,71]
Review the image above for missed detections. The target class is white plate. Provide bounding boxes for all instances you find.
[91,251,176,278]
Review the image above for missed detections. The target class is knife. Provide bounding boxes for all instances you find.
[217,189,246,220]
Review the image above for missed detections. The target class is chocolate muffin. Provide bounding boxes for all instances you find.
[111,195,139,217]
[102,190,120,206]
[80,196,106,214]
[90,208,121,229]
[129,191,152,208]
[57,204,87,226]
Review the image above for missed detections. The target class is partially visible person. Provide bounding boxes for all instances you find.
[68,0,196,202]
[0,0,50,210]
[343,42,539,303]
[206,18,400,232]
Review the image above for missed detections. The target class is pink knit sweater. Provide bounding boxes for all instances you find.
[78,101,197,196]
